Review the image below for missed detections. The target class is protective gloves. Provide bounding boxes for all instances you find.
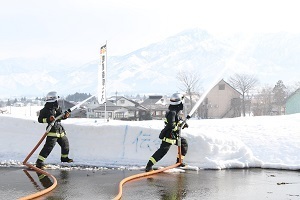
[64,111,70,119]
[182,123,188,129]
[49,115,55,122]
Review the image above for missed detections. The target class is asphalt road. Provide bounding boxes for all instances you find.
[1,167,300,200]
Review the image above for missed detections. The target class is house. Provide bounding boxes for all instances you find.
[199,79,241,119]
[91,97,150,121]
[115,96,150,120]
[115,96,139,107]
[59,99,96,118]
[285,88,300,115]
[91,101,122,119]
[140,95,169,120]
[85,97,101,118]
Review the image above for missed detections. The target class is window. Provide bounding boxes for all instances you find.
[95,112,101,118]
[156,111,162,116]
[219,84,225,90]
[115,112,124,118]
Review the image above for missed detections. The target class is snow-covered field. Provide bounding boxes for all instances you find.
[0,106,299,170]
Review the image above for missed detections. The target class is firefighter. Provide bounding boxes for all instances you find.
[36,172,53,188]
[145,93,189,172]
[35,91,73,169]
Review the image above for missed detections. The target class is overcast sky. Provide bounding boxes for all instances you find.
[1,0,299,64]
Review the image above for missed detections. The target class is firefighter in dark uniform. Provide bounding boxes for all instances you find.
[36,91,73,169]
[36,172,53,188]
[145,93,189,172]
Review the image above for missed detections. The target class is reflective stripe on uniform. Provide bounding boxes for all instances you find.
[149,157,157,165]
[43,118,47,123]
[47,132,65,138]
[172,122,178,131]
[162,137,177,145]
[163,118,168,124]
[38,174,46,180]
[61,154,68,158]
[38,155,46,161]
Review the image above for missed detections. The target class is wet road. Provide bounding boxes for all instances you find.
[1,167,300,200]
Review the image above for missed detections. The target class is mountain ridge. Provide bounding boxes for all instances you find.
[0,28,299,98]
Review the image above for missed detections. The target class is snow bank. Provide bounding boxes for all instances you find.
[0,113,299,170]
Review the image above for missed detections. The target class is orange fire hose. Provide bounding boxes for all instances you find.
[19,130,58,200]
[113,143,183,200]
[113,162,181,200]
[18,95,97,199]
[19,163,58,200]
[19,106,186,199]
[23,131,48,164]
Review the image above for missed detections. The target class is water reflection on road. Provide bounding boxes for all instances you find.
[1,167,300,200]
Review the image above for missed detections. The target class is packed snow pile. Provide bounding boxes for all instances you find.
[0,111,299,170]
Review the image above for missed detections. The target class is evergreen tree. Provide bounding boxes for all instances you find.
[66,92,92,102]
[272,80,288,115]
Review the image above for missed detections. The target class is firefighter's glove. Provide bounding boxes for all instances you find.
[49,116,55,122]
[64,111,70,119]
[170,132,177,139]
[182,123,188,129]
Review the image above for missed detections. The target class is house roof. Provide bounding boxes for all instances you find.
[97,101,115,106]
[93,105,148,112]
[116,96,140,106]
[58,99,76,110]
[141,96,163,106]
[149,95,163,99]
[286,88,300,102]
[220,79,242,96]
[142,104,168,111]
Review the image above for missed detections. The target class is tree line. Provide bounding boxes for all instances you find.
[65,92,92,102]
[177,71,299,117]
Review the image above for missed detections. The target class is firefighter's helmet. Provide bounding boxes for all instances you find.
[45,91,59,102]
[170,93,184,105]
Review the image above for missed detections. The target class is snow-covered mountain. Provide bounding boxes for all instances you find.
[1,28,300,98]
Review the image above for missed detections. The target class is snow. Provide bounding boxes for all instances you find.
[0,106,299,171]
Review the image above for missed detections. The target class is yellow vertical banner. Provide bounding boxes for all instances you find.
[98,44,107,104]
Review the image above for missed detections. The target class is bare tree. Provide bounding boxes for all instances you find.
[228,73,259,116]
[253,85,273,116]
[176,70,201,114]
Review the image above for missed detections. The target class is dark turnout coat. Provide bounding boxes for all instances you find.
[159,110,182,140]
[38,102,67,135]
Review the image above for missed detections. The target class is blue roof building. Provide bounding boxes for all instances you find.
[285,88,300,114]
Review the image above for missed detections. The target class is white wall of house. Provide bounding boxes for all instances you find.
[116,97,135,107]
[86,100,101,118]
[94,111,114,119]
[115,107,131,119]
[206,80,240,118]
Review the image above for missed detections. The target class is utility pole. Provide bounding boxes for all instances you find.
[115,91,118,106]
